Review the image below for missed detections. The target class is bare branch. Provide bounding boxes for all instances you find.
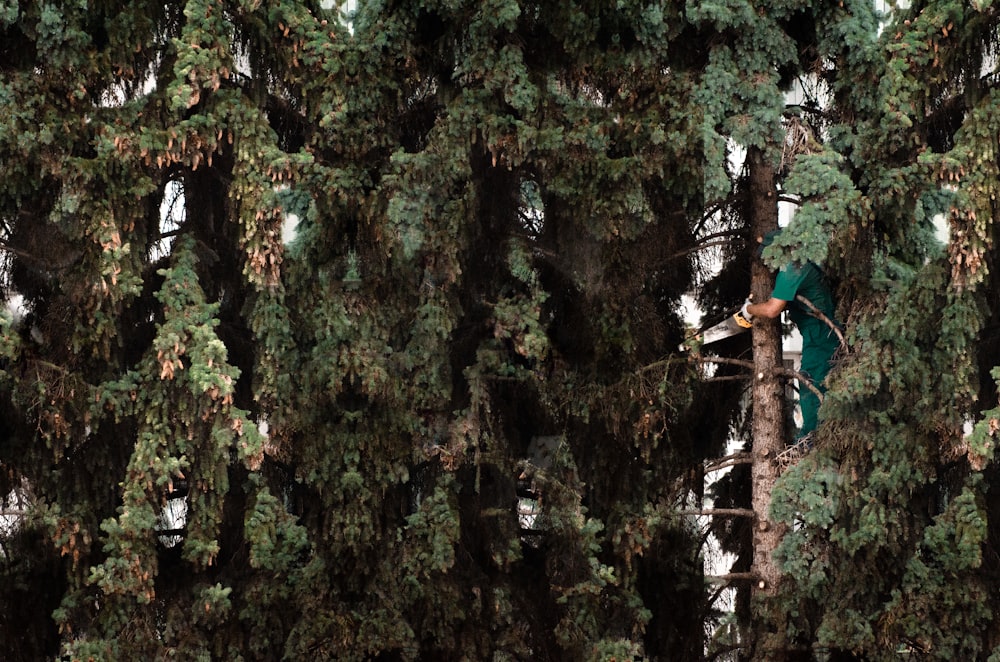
[696,229,745,245]
[707,450,751,465]
[693,190,744,236]
[706,572,757,584]
[784,101,832,119]
[705,572,759,613]
[663,229,747,263]
[795,294,846,347]
[696,355,825,402]
[158,228,185,240]
[0,240,41,262]
[680,508,755,518]
[694,356,755,371]
[705,452,752,473]
[773,365,825,402]
[665,239,737,262]
[703,375,750,384]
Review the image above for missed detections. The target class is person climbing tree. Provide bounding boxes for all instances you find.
[741,230,840,442]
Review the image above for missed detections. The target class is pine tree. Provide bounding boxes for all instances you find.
[766,2,1000,659]
[680,2,884,659]
[8,1,1000,660]
[0,1,713,659]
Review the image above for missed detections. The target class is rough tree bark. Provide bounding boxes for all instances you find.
[746,145,789,661]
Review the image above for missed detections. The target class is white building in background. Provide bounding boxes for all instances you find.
[0,480,30,559]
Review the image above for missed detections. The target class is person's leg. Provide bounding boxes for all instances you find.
[797,367,821,438]
[797,333,836,439]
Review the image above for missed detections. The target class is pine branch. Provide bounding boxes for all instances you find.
[693,191,744,236]
[695,355,825,402]
[664,238,739,262]
[705,452,752,473]
[680,508,755,518]
[795,294,846,346]
[706,571,757,583]
[703,375,749,384]
[0,240,43,262]
[695,356,754,370]
[0,239,81,271]
[706,573,759,613]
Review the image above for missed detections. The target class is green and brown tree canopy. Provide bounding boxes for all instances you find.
[3,1,1000,660]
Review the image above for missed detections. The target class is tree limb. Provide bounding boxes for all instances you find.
[695,355,825,402]
[705,452,753,473]
[665,238,740,262]
[695,356,754,371]
[694,191,744,236]
[795,294,846,347]
[0,240,41,262]
[680,508,755,518]
[0,239,82,271]
[705,572,760,613]
[155,527,186,538]
[706,571,757,583]
[774,365,825,402]
[703,375,749,384]
[664,229,748,263]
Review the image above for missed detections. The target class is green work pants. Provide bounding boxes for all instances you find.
[797,323,839,439]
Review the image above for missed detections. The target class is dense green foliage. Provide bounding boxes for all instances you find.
[4,0,1000,660]
[768,2,1000,659]
[0,0,710,659]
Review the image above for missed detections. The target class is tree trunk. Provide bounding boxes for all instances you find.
[746,145,788,661]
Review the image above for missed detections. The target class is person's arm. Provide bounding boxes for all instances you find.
[746,297,787,319]
[745,263,800,320]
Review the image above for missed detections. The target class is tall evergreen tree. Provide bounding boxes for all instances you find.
[0,1,712,659]
[767,2,1000,659]
[7,1,1000,660]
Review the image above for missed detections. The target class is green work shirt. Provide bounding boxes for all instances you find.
[771,262,836,334]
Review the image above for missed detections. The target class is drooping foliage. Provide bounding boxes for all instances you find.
[0,1,717,659]
[767,2,1000,659]
[6,0,1000,660]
